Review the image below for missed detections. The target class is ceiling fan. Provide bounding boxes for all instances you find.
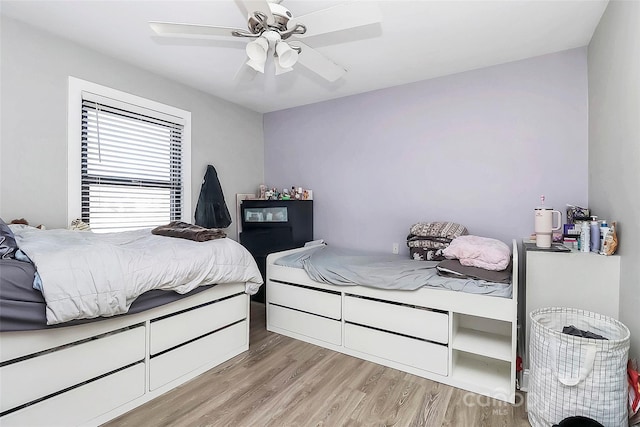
[149,0,382,82]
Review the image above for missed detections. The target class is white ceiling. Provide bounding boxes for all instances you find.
[1,0,608,113]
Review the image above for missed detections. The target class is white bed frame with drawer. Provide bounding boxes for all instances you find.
[266,240,519,403]
[0,283,250,426]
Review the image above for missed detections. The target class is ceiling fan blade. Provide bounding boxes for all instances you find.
[149,21,244,39]
[233,0,251,18]
[288,3,382,38]
[291,42,346,82]
[234,0,274,23]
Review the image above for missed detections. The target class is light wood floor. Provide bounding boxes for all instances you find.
[104,303,531,426]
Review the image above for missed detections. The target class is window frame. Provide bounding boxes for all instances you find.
[67,77,191,228]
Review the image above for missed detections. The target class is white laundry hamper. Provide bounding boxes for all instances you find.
[528,307,630,427]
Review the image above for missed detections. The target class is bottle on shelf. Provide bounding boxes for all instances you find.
[580,221,590,253]
[599,220,609,254]
[590,216,600,253]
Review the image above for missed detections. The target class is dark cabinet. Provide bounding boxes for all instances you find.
[239,200,313,303]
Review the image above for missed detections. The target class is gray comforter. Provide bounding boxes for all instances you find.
[274,245,512,298]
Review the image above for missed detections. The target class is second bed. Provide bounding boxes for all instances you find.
[266,240,519,403]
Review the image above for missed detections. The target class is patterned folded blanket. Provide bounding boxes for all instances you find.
[408,222,468,240]
[407,222,468,260]
[152,221,226,242]
[407,237,451,249]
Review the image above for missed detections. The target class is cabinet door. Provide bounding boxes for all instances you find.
[526,251,620,320]
[524,249,620,368]
[243,207,288,223]
[241,200,313,244]
[240,228,294,256]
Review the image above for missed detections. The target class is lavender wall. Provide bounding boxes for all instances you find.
[264,48,588,254]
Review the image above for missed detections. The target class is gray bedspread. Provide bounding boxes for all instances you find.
[274,245,512,298]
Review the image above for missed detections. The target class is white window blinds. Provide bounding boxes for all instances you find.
[81,93,184,233]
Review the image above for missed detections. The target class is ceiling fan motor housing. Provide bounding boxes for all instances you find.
[248,3,292,34]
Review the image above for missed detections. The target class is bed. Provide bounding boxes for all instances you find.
[265,239,519,403]
[0,224,262,426]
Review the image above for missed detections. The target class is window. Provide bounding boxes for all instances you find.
[68,78,191,232]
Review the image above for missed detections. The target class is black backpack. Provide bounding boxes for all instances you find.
[194,165,232,229]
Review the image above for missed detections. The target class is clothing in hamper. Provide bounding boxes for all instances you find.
[562,325,607,340]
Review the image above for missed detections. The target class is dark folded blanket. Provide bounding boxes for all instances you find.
[410,247,446,261]
[152,221,226,242]
[436,259,512,284]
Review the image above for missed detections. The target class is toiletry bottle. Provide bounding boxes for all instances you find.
[599,220,609,254]
[580,221,590,253]
[600,220,609,255]
[590,216,600,252]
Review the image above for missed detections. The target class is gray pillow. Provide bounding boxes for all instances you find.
[0,218,18,259]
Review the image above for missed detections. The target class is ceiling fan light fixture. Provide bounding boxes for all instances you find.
[246,36,269,62]
[246,58,266,73]
[275,41,298,68]
[245,36,268,73]
[274,60,293,76]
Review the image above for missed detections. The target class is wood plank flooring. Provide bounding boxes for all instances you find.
[103,303,531,427]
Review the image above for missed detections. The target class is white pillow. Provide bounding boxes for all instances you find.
[443,235,511,271]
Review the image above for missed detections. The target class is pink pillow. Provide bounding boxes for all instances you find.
[442,235,511,271]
